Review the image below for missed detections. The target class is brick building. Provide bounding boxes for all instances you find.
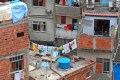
[77,0,119,80]
[28,51,95,80]
[0,1,29,80]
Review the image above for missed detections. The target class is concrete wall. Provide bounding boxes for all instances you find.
[28,17,55,42]
[77,50,113,78]
[82,16,118,36]
[24,0,55,42]
[24,0,54,16]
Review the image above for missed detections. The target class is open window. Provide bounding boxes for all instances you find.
[33,0,45,6]
[10,55,24,72]
[72,19,78,30]
[94,19,110,36]
[32,21,46,32]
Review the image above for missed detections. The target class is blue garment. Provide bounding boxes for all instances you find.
[66,0,72,6]
[74,25,78,30]
[41,62,50,68]
[11,2,28,23]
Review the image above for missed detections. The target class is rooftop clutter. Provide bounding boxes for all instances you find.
[0,1,28,23]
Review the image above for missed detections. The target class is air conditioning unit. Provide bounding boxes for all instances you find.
[46,9,52,14]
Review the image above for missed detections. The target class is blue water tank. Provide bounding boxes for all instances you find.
[102,0,109,7]
[58,57,70,69]
[114,63,120,80]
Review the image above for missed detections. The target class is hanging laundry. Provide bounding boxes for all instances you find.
[58,46,64,50]
[53,51,58,57]
[74,0,77,2]
[70,39,77,50]
[55,0,60,4]
[48,46,54,54]
[42,46,48,53]
[62,0,66,5]
[63,43,70,54]
[14,70,23,80]
[66,0,72,6]
[41,62,50,68]
[73,23,78,30]
[65,24,72,30]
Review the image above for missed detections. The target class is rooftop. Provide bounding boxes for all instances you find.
[29,51,95,80]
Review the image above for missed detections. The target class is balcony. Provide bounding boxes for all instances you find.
[55,5,81,17]
[56,28,78,39]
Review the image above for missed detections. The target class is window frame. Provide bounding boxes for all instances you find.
[86,71,91,79]
[95,0,101,2]
[32,0,45,7]
[10,55,24,73]
[94,19,110,37]
[32,21,47,32]
[103,59,110,73]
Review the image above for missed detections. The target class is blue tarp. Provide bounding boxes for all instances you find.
[114,63,120,80]
[11,2,28,23]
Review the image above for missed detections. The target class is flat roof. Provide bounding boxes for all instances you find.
[29,51,95,80]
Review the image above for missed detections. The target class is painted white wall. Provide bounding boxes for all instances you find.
[82,16,118,36]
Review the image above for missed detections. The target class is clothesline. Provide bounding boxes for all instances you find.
[32,39,77,57]
[57,24,78,30]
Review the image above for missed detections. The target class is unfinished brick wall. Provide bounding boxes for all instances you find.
[0,22,29,56]
[0,59,12,80]
[66,67,93,80]
[57,63,94,80]
[78,34,114,51]
[0,54,28,80]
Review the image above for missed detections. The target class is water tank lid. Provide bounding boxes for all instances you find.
[58,57,70,63]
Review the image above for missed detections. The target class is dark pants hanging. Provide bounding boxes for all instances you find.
[55,0,60,4]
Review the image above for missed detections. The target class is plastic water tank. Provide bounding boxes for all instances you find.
[101,0,109,7]
[58,57,70,69]
[114,63,120,80]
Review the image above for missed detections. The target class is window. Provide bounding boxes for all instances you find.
[33,0,45,6]
[94,19,110,36]
[96,58,103,63]
[10,55,24,72]
[72,19,78,30]
[103,59,110,73]
[95,0,101,2]
[32,21,46,32]
[86,72,91,79]
[17,32,24,37]
[88,0,92,3]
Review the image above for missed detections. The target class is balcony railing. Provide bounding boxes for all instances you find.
[55,5,81,17]
[56,28,78,39]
